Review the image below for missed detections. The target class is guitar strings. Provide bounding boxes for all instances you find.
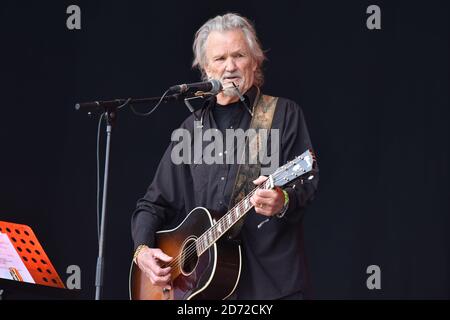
[163,175,294,271]
[164,170,307,271]
[162,155,312,272]
[164,170,308,272]
[163,180,269,270]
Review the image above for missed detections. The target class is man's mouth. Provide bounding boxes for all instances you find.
[222,76,241,83]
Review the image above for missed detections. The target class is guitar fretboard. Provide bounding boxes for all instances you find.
[195,178,272,256]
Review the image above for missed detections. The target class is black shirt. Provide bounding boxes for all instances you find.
[131,86,319,299]
[212,100,244,133]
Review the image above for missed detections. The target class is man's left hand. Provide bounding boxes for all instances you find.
[250,176,285,217]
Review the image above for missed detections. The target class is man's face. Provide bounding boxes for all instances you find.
[204,29,256,99]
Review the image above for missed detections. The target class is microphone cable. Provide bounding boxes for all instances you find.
[129,89,171,117]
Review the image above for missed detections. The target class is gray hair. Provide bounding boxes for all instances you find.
[192,13,266,87]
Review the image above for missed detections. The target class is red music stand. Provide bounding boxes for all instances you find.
[0,221,65,288]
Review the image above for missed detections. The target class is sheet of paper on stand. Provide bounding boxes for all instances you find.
[0,232,35,284]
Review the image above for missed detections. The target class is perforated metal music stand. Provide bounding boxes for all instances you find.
[0,221,64,288]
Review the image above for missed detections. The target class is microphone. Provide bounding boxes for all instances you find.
[168,79,222,95]
[75,80,222,113]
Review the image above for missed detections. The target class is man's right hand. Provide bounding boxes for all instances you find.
[136,246,173,289]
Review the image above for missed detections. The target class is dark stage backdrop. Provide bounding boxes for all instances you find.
[0,1,448,299]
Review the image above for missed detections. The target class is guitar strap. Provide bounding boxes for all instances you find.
[226,88,278,239]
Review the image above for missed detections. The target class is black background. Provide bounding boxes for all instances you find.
[0,1,448,299]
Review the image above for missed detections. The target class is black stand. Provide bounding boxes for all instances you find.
[95,108,115,300]
[0,279,80,300]
[76,92,205,300]
[76,95,175,300]
[77,94,181,300]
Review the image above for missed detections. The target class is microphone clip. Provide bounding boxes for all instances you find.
[183,94,207,116]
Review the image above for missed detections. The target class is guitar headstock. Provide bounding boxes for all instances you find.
[271,149,317,188]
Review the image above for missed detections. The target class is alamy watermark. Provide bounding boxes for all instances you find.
[66,5,81,30]
[366,5,381,30]
[66,265,81,289]
[66,5,381,31]
[366,265,381,290]
[171,121,280,175]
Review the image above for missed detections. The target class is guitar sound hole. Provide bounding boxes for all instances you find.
[180,238,199,276]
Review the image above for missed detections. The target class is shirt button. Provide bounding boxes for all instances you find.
[230,126,233,129]
[219,152,223,157]
[221,177,225,181]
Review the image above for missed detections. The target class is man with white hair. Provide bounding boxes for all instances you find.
[131,13,319,300]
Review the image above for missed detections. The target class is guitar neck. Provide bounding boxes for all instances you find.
[195,149,316,257]
[195,176,274,256]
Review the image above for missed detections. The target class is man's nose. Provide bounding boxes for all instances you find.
[224,57,237,72]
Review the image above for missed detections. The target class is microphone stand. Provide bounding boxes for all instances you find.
[75,93,183,300]
[94,106,113,301]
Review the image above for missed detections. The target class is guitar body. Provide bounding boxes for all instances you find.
[129,207,242,300]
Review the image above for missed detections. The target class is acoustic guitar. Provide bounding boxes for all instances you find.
[129,149,316,300]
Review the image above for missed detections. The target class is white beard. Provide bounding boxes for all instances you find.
[222,86,240,97]
[221,77,245,97]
